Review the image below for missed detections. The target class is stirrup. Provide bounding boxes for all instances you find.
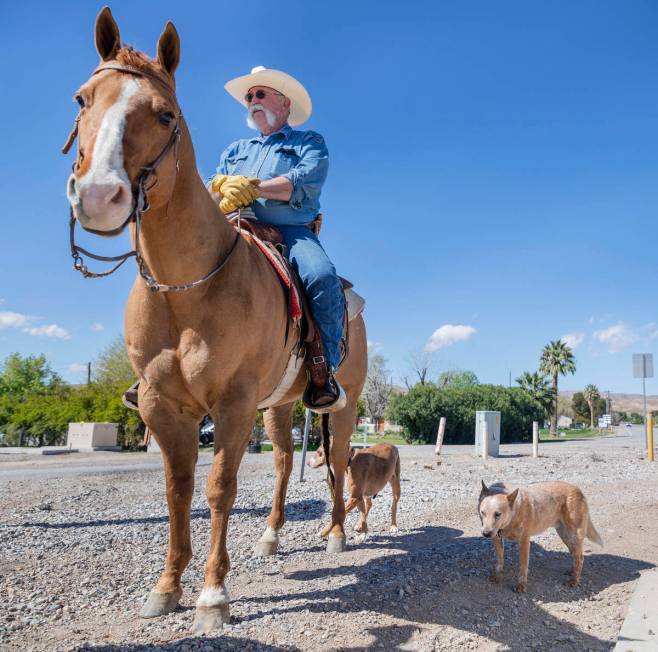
[303,377,347,414]
[122,380,140,411]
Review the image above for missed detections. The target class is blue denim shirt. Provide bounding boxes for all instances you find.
[216,124,328,226]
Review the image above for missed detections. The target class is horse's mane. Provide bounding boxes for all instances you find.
[114,46,174,87]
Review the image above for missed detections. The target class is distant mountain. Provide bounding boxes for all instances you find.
[560,390,658,413]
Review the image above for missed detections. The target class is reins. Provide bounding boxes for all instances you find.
[63,63,240,293]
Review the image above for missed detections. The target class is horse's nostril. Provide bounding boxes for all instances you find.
[67,175,78,199]
[109,186,125,205]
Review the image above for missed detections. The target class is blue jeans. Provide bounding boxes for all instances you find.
[278,225,345,369]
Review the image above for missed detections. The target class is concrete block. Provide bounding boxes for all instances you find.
[67,423,118,451]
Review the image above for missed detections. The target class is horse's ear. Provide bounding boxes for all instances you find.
[95,6,121,62]
[156,21,180,78]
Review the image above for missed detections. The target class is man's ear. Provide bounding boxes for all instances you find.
[95,6,121,62]
[156,21,180,78]
[507,488,519,507]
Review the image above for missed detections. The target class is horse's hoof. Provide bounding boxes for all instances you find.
[326,535,347,553]
[140,588,182,618]
[389,525,399,534]
[355,533,367,544]
[191,605,230,634]
[254,539,278,557]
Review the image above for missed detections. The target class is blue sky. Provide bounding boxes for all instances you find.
[1,0,656,393]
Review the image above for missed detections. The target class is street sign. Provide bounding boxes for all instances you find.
[633,353,654,379]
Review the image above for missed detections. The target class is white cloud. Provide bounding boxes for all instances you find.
[588,315,595,325]
[24,324,72,340]
[0,311,30,329]
[561,332,585,350]
[367,340,381,353]
[90,322,105,332]
[592,323,638,353]
[425,324,476,352]
[68,362,88,374]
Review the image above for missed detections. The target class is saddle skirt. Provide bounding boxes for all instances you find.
[227,210,365,410]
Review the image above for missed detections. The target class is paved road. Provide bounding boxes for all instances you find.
[0,426,651,483]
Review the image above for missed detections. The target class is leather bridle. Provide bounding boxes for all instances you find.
[63,63,240,292]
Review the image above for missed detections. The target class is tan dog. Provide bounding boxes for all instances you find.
[309,443,401,537]
[479,480,603,592]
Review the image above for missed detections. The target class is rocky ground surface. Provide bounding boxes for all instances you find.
[1,439,656,651]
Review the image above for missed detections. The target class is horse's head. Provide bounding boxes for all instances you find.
[66,7,182,235]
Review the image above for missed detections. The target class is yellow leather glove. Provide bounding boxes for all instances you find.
[209,174,230,194]
[219,176,260,214]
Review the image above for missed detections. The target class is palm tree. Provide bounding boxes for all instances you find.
[539,340,577,437]
[516,371,556,416]
[582,384,601,429]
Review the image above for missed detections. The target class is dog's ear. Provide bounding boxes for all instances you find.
[507,488,519,507]
[480,480,489,496]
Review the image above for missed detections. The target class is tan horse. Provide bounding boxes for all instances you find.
[64,7,366,634]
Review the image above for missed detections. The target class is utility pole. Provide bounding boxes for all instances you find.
[87,362,91,385]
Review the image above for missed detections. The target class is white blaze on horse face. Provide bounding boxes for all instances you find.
[67,77,140,233]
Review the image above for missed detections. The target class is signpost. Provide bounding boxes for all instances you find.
[633,353,654,451]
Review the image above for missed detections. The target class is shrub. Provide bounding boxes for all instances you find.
[387,383,544,444]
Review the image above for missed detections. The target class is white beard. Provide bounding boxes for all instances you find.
[246,104,277,130]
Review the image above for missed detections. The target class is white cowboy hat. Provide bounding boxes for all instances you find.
[224,66,312,126]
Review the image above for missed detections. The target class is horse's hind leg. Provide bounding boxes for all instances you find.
[324,397,358,553]
[255,402,295,556]
[389,456,401,533]
[140,401,198,618]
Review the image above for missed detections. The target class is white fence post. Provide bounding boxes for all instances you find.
[482,421,489,460]
[435,417,446,456]
[532,421,539,458]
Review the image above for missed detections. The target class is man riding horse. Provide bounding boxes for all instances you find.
[124,66,345,412]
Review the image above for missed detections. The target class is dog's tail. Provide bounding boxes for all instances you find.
[586,516,604,547]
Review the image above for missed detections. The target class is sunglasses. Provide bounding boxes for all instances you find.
[245,89,284,103]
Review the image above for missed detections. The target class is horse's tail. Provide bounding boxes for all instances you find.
[322,414,335,490]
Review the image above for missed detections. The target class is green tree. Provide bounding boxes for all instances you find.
[0,352,62,394]
[515,371,555,416]
[437,370,479,389]
[572,391,605,426]
[539,340,576,437]
[582,384,601,429]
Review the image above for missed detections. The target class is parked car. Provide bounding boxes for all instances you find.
[199,416,214,446]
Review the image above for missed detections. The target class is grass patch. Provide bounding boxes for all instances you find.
[350,430,407,446]
[539,427,614,441]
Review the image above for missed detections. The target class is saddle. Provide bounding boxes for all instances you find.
[229,211,355,352]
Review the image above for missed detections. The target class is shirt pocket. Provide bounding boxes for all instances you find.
[272,146,300,177]
[224,152,249,175]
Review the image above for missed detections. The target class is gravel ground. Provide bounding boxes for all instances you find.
[1,440,656,651]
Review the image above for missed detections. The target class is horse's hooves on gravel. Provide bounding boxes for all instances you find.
[389,525,399,534]
[191,605,230,634]
[140,588,182,618]
[326,535,347,553]
[355,533,368,544]
[254,540,278,557]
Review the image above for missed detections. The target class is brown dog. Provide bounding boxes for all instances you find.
[479,480,603,592]
[309,443,401,537]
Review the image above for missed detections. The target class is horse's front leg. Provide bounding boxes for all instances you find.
[254,402,295,556]
[192,394,256,634]
[140,399,199,617]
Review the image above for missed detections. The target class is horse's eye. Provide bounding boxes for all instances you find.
[159,112,175,126]
[75,95,85,108]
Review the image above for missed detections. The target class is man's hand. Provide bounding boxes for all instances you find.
[213,175,260,214]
